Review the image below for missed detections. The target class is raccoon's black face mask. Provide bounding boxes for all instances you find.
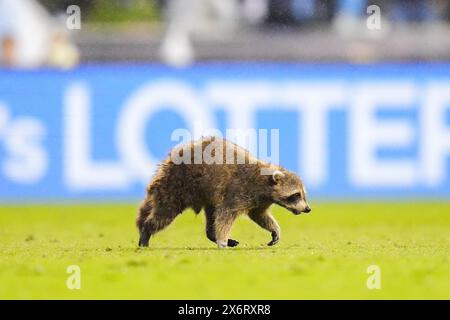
[269,170,311,215]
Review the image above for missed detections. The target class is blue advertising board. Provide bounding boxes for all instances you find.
[1,63,450,202]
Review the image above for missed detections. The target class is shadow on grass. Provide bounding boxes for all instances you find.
[132,245,302,252]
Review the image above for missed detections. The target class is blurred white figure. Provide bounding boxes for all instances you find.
[160,0,239,67]
[47,26,80,69]
[0,0,49,68]
[0,0,79,69]
[241,0,268,25]
[333,0,367,38]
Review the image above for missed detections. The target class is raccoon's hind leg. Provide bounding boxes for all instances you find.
[137,202,178,247]
[137,199,152,246]
[205,206,239,248]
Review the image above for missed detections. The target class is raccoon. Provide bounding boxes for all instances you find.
[136,137,311,248]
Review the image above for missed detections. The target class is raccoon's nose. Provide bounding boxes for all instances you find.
[304,206,311,213]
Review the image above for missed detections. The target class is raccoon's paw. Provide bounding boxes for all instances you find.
[227,239,240,247]
[267,232,280,246]
[138,234,150,247]
[138,240,149,247]
[217,240,228,249]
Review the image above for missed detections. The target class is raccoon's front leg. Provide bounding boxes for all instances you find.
[248,208,281,246]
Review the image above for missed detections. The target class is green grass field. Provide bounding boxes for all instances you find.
[0,203,449,299]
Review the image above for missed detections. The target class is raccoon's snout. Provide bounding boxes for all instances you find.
[291,206,311,215]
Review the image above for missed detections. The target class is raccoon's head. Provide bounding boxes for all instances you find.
[269,169,311,215]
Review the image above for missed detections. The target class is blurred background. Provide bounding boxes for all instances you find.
[2,0,450,67]
[1,0,450,201]
[2,1,449,301]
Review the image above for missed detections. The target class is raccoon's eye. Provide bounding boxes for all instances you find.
[286,193,301,203]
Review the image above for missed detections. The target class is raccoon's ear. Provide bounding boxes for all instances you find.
[270,170,285,184]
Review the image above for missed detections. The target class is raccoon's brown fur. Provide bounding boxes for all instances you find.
[137,137,311,248]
